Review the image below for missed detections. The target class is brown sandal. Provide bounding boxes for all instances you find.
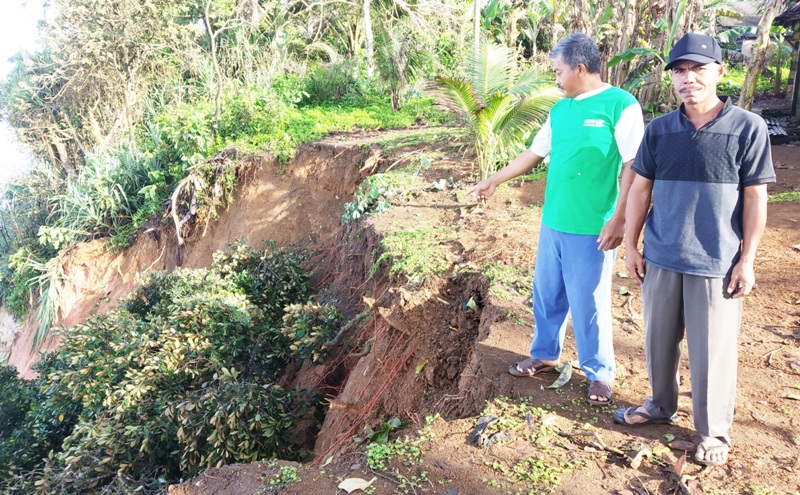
[508,358,560,377]
[587,381,613,406]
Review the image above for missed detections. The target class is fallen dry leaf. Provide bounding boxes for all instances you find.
[685,478,706,495]
[541,414,559,427]
[674,452,686,477]
[751,410,767,423]
[547,362,573,389]
[629,447,652,469]
[789,360,800,372]
[337,477,376,493]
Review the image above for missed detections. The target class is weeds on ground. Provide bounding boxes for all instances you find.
[482,263,533,300]
[264,464,301,492]
[373,227,455,282]
[768,191,800,203]
[342,162,430,224]
[477,397,576,494]
[370,127,463,152]
[363,416,439,494]
[343,175,403,224]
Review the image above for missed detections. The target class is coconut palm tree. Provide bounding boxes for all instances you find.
[428,38,560,180]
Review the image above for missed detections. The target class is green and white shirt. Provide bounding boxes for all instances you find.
[530,84,644,235]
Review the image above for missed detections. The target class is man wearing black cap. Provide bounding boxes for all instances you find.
[614,33,775,466]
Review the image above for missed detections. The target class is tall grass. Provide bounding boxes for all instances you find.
[49,146,161,244]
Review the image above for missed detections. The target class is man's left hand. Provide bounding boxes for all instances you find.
[597,216,625,251]
[728,260,755,298]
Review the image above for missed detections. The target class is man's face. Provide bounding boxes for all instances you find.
[552,56,583,98]
[670,60,724,106]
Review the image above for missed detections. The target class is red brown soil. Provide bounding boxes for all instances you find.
[8,129,800,495]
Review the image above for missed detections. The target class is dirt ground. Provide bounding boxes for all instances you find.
[7,124,799,494]
[164,134,800,495]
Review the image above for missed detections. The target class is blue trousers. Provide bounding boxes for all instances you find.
[529,224,616,383]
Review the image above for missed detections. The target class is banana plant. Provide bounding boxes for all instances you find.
[606,0,688,101]
[427,38,560,180]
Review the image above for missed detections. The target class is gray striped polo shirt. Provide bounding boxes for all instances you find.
[632,97,776,278]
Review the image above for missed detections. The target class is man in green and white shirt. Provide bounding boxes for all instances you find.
[468,33,644,405]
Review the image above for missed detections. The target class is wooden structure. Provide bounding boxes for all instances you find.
[775,3,800,116]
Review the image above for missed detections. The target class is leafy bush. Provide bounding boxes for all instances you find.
[303,60,367,106]
[0,367,34,444]
[49,146,161,245]
[342,175,402,223]
[280,302,344,363]
[718,65,790,98]
[0,241,332,493]
[0,169,60,319]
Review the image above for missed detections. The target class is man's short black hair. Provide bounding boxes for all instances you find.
[550,33,601,74]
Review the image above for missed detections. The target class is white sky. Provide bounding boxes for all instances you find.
[0,0,47,184]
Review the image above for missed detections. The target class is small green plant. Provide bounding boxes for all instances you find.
[482,263,533,298]
[374,227,455,282]
[361,417,409,444]
[365,417,437,471]
[268,465,301,491]
[748,485,775,495]
[343,175,401,223]
[476,398,575,493]
[428,38,559,179]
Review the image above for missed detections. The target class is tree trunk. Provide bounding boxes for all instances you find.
[204,0,222,144]
[473,0,481,56]
[739,0,781,110]
[363,0,374,78]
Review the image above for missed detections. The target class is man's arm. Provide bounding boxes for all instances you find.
[597,160,635,251]
[466,149,544,201]
[727,183,768,298]
[624,174,653,283]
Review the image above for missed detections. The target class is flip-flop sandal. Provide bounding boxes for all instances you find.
[695,439,729,466]
[613,406,678,426]
[508,358,560,377]
[587,381,613,406]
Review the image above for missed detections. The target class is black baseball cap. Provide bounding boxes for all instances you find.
[664,33,723,70]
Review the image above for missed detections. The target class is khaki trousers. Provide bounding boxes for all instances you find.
[641,264,742,444]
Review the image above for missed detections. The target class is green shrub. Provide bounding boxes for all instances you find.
[303,60,367,106]
[280,302,344,363]
[718,65,790,98]
[49,146,159,244]
[210,240,308,322]
[0,367,33,444]
[342,175,402,223]
[216,86,288,143]
[0,241,329,493]
[0,356,82,480]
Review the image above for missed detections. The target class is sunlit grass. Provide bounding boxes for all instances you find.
[768,191,800,203]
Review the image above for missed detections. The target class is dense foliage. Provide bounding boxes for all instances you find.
[0,241,344,494]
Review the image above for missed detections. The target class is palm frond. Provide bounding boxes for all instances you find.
[481,92,515,132]
[426,77,482,119]
[467,38,513,103]
[508,68,555,98]
[27,255,64,350]
[493,89,560,143]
